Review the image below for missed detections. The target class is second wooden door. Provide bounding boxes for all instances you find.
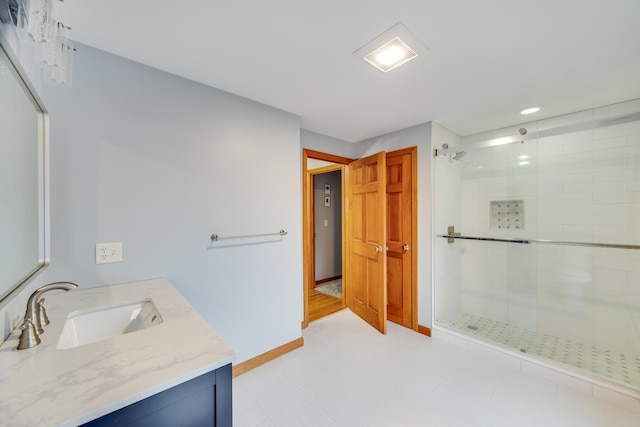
[346,151,387,334]
[386,148,415,328]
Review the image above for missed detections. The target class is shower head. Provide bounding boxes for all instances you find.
[452,151,467,161]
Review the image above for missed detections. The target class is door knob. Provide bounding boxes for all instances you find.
[375,245,383,253]
[402,244,410,252]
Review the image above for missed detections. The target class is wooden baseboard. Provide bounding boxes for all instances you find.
[315,275,342,285]
[232,337,304,378]
[417,324,432,337]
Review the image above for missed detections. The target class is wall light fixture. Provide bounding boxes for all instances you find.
[0,0,74,87]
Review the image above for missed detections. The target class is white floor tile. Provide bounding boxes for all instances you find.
[555,387,640,427]
[233,309,640,426]
[521,359,594,395]
[232,381,270,427]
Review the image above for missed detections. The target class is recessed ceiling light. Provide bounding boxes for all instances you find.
[519,106,542,115]
[353,22,428,73]
[363,37,417,73]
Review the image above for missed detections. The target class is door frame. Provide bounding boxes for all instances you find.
[302,149,353,328]
[302,148,418,331]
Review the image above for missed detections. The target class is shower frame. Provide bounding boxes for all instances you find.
[432,105,640,397]
[434,111,640,157]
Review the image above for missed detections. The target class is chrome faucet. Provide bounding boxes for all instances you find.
[17,282,78,350]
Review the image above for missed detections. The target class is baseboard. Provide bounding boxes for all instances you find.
[232,337,304,378]
[315,275,342,285]
[417,324,432,337]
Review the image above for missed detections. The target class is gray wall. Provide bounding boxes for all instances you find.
[301,129,356,159]
[2,21,438,360]
[1,30,304,362]
[314,170,342,281]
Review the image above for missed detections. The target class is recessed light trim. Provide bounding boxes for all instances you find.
[520,106,542,115]
[363,37,417,73]
[353,22,428,73]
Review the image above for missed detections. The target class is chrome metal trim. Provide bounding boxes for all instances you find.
[434,112,640,156]
[529,239,640,250]
[211,229,288,242]
[435,135,525,156]
[437,234,640,250]
[437,234,532,244]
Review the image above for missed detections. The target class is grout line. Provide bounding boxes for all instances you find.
[446,312,640,391]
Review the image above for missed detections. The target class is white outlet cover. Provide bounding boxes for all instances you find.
[96,242,123,264]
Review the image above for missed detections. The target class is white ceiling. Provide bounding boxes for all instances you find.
[60,0,640,142]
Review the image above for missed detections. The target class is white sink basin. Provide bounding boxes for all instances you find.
[56,299,163,349]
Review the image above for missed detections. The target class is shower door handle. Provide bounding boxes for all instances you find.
[402,244,410,252]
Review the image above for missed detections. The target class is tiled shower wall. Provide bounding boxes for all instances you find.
[438,99,640,357]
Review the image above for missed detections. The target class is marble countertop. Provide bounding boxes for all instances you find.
[0,278,235,427]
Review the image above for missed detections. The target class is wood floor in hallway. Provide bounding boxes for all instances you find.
[308,289,343,323]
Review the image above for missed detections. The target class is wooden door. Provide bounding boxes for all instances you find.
[346,151,387,333]
[386,148,416,328]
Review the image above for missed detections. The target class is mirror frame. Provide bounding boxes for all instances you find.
[0,37,50,308]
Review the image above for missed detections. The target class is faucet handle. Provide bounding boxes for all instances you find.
[17,319,41,350]
[38,298,50,326]
[33,303,45,335]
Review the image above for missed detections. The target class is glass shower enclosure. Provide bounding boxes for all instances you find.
[433,100,640,393]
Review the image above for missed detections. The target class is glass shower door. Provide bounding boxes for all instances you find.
[433,104,640,392]
[433,134,540,349]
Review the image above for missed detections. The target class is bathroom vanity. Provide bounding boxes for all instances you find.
[0,278,235,426]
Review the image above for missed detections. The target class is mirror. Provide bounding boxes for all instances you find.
[0,40,49,305]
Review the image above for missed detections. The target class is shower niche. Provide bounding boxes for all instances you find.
[490,200,524,230]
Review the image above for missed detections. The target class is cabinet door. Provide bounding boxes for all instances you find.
[215,363,233,427]
[84,363,232,427]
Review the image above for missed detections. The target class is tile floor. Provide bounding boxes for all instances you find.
[448,313,640,390]
[233,310,640,427]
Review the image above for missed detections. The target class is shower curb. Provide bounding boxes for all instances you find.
[433,325,640,415]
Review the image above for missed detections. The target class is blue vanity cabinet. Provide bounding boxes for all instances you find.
[83,363,232,427]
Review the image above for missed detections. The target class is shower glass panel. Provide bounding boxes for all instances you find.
[433,101,640,393]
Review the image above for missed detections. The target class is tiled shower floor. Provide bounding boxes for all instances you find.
[446,313,640,391]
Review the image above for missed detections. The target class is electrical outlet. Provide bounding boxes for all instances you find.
[96,242,123,264]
